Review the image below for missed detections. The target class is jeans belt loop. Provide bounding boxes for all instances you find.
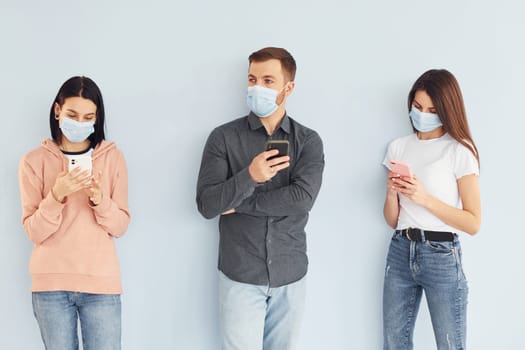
[421,229,426,242]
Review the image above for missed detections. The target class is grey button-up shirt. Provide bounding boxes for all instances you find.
[196,112,324,287]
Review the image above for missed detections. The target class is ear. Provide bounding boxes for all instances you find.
[284,81,295,96]
[53,102,61,119]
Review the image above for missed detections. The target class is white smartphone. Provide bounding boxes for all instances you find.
[68,155,92,175]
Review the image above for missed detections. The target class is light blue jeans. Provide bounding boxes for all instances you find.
[219,271,306,350]
[383,232,468,350]
[32,291,121,350]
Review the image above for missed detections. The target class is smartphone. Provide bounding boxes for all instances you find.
[265,140,289,161]
[390,160,412,178]
[68,155,93,175]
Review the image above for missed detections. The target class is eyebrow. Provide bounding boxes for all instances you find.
[65,109,96,116]
[248,74,276,79]
[413,100,435,109]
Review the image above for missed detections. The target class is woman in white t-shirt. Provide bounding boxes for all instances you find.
[382,69,480,350]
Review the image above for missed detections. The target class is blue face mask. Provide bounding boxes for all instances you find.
[59,117,95,143]
[409,106,442,132]
[246,85,283,118]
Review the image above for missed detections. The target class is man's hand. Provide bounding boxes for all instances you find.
[248,149,290,183]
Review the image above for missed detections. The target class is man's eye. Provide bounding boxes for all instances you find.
[264,79,274,84]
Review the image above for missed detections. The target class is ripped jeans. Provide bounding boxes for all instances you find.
[383,232,468,350]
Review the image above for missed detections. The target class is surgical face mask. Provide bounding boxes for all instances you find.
[246,85,285,118]
[409,106,443,132]
[59,116,95,143]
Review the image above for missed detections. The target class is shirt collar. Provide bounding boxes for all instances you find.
[247,111,291,134]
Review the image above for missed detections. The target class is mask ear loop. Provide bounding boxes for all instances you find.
[276,82,291,105]
[282,81,290,93]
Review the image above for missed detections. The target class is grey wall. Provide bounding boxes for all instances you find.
[1,0,524,348]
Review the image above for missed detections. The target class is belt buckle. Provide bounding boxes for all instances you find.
[405,228,412,241]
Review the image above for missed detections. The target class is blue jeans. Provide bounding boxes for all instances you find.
[219,271,306,350]
[32,291,121,350]
[383,232,468,350]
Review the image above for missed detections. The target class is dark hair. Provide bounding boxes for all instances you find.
[408,69,479,166]
[249,47,297,81]
[50,76,105,146]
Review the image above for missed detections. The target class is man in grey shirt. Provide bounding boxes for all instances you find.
[196,47,324,350]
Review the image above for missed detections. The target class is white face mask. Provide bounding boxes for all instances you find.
[246,85,286,118]
[409,106,442,132]
[59,116,95,143]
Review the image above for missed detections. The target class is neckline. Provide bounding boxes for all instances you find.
[61,147,92,156]
[414,132,449,143]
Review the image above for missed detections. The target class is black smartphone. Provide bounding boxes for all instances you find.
[265,140,289,161]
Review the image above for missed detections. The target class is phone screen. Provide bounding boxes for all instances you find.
[265,140,289,161]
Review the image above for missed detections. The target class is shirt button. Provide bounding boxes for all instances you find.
[268,260,272,265]
[268,239,272,244]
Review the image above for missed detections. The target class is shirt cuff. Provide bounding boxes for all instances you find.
[40,190,66,215]
[237,167,259,193]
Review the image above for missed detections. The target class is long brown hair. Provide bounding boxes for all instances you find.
[408,69,479,166]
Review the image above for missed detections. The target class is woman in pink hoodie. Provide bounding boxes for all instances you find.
[19,76,130,350]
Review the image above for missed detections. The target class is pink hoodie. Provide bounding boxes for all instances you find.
[19,139,130,294]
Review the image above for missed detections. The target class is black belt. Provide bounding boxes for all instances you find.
[396,228,455,242]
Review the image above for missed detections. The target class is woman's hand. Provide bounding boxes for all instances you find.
[386,171,400,197]
[51,168,92,203]
[392,174,429,207]
[87,171,103,206]
[389,169,481,235]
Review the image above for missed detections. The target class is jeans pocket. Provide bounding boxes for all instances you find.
[391,231,401,241]
[424,240,454,253]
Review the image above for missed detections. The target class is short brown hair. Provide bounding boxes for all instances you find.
[248,47,297,81]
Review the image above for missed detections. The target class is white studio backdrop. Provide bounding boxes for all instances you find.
[1,0,524,348]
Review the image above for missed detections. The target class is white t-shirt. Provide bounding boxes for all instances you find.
[383,133,479,234]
